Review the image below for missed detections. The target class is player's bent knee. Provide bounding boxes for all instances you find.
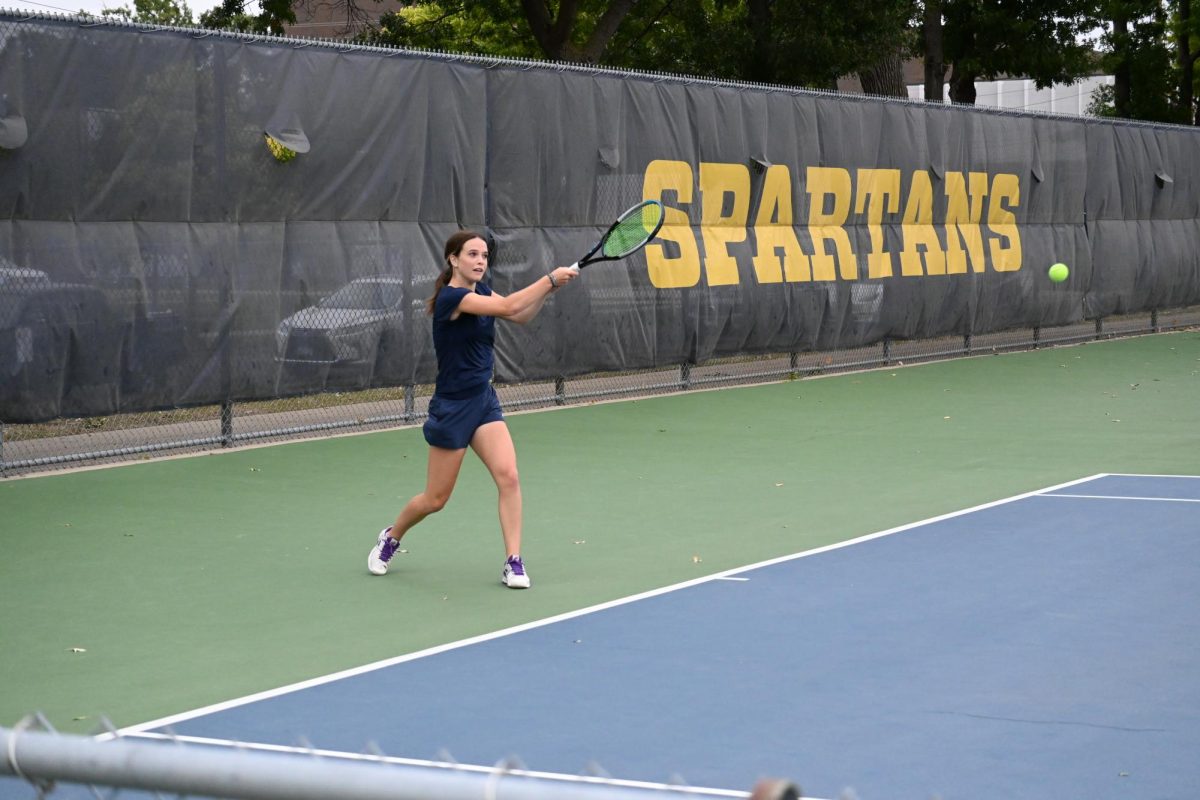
[495,468,519,492]
[424,493,451,513]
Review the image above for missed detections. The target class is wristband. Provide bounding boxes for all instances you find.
[547,273,558,288]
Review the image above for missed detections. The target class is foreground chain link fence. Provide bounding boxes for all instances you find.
[1,718,800,800]
[3,305,1196,478]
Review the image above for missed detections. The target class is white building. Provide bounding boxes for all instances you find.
[906,75,1116,116]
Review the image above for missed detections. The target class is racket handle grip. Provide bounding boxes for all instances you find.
[567,262,580,272]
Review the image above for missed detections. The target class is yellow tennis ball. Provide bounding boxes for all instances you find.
[1048,263,1069,283]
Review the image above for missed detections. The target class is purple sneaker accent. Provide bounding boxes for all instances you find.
[368,526,401,575]
[379,531,400,563]
[501,555,530,589]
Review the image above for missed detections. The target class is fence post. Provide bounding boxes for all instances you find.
[680,363,692,390]
[554,376,566,406]
[882,338,892,365]
[788,351,799,379]
[220,400,234,447]
[403,385,415,422]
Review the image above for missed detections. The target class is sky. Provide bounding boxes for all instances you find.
[2,0,223,20]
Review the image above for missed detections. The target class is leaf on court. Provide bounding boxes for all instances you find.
[943,416,951,420]
[775,483,783,487]
[249,467,261,472]
[68,647,86,653]
[692,555,702,564]
[573,540,586,545]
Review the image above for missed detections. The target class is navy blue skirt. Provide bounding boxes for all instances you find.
[423,386,505,449]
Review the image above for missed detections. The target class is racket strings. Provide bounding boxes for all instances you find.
[602,204,663,258]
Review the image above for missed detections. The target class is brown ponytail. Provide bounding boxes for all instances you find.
[426,229,485,315]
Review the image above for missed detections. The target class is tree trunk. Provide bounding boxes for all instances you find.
[746,0,776,83]
[1179,0,1197,124]
[580,0,639,63]
[923,0,945,103]
[1111,12,1132,118]
[859,47,908,97]
[948,64,977,104]
[521,0,579,60]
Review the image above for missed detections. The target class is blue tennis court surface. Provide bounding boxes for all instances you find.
[7,474,1199,800]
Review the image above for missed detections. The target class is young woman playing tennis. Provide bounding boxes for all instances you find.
[368,231,579,588]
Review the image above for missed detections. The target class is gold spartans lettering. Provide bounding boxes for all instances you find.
[642,160,1022,289]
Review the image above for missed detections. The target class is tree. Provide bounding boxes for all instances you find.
[199,0,295,34]
[357,1,542,57]
[747,0,914,90]
[355,0,915,92]
[356,0,645,62]
[922,0,945,102]
[1174,0,1199,122]
[927,0,1101,105]
[1089,0,1182,121]
[101,0,194,25]
[858,47,909,98]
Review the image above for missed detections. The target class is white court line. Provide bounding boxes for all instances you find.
[1039,493,1200,503]
[1105,472,1200,480]
[111,472,1111,741]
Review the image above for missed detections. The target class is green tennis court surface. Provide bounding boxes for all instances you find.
[2,332,1198,745]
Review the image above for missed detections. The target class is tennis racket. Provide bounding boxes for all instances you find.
[570,199,665,270]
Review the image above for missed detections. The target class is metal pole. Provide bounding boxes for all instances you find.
[220,399,234,447]
[0,726,753,800]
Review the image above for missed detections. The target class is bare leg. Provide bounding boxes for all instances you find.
[469,421,522,556]
[389,445,468,541]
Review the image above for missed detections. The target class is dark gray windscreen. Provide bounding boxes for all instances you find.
[1,14,1197,421]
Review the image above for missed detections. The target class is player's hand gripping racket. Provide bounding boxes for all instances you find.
[569,199,665,271]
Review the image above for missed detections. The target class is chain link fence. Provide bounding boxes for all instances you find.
[3,305,1197,478]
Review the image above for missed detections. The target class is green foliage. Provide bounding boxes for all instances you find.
[199,0,296,34]
[353,0,915,91]
[176,0,1192,125]
[356,1,542,57]
[1090,0,1185,121]
[941,0,1101,90]
[100,0,194,25]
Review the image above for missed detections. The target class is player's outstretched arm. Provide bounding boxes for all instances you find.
[458,266,578,324]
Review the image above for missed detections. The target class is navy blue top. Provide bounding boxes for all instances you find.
[432,284,495,399]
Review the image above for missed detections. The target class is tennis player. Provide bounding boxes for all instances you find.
[368,231,579,588]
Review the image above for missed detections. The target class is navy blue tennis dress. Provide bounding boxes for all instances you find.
[423,284,505,449]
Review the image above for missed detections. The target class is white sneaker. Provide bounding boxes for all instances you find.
[368,527,401,575]
[501,555,530,589]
